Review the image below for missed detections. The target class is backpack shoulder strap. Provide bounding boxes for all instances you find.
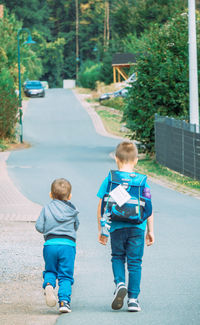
[132,172,147,187]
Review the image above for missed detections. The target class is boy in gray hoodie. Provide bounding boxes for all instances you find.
[35,178,79,313]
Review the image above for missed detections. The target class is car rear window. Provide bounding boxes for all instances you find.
[27,81,42,87]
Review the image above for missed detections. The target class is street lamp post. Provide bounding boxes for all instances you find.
[17,28,35,143]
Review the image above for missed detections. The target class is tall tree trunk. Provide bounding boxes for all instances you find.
[104,1,110,49]
[104,0,107,48]
[106,0,110,46]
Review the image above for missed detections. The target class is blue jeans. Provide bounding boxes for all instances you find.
[43,245,76,303]
[110,227,145,299]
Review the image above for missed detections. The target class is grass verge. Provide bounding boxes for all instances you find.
[96,107,130,138]
[136,157,200,192]
[101,97,125,111]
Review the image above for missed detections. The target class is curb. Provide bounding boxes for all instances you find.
[73,89,124,139]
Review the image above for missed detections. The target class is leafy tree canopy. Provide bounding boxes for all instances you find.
[1,0,188,83]
[123,12,193,151]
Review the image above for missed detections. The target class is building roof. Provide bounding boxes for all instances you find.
[112,53,138,65]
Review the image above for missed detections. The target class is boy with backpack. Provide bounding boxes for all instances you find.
[35,178,79,313]
[97,141,154,312]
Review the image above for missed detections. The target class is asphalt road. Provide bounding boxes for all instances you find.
[7,89,200,325]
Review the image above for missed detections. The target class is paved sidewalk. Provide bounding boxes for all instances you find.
[0,152,58,325]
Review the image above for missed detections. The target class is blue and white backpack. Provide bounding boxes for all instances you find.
[101,170,152,225]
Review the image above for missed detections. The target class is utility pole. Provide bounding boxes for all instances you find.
[75,0,79,80]
[188,0,199,127]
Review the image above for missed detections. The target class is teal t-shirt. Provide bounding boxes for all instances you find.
[44,238,76,247]
[97,171,150,232]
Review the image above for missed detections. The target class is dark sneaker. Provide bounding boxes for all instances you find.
[111,283,127,310]
[59,301,71,313]
[44,285,57,307]
[127,298,141,312]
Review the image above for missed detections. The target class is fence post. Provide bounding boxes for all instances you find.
[154,114,158,162]
[193,131,196,179]
[182,120,185,175]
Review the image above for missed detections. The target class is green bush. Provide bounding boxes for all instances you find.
[78,60,102,89]
[124,12,191,152]
[99,52,113,85]
[0,69,18,138]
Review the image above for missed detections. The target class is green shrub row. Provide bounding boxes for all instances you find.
[0,69,18,138]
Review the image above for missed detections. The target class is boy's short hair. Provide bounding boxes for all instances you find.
[51,178,71,200]
[115,141,138,163]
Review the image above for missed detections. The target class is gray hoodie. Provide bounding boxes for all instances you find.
[35,199,79,242]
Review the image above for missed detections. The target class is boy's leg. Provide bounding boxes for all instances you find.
[110,229,126,285]
[43,245,57,289]
[43,245,58,307]
[110,229,127,310]
[57,245,76,304]
[126,227,145,300]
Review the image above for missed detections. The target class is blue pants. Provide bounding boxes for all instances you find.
[43,245,76,303]
[110,227,145,299]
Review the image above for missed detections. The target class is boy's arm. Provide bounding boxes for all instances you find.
[146,212,154,246]
[74,215,80,231]
[35,208,45,234]
[97,199,108,246]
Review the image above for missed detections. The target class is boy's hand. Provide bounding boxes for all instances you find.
[146,231,155,246]
[98,233,108,245]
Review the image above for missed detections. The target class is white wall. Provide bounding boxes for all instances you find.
[63,80,76,89]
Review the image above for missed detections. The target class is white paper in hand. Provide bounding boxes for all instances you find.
[110,185,131,207]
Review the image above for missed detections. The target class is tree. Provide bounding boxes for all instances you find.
[2,0,189,85]
[1,0,51,39]
[78,59,102,89]
[111,0,187,38]
[0,69,18,138]
[124,12,191,151]
[0,9,42,139]
[33,32,65,87]
[0,9,43,87]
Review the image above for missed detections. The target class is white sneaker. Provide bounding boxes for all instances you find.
[59,301,71,313]
[111,282,127,310]
[44,285,57,307]
[127,298,141,312]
